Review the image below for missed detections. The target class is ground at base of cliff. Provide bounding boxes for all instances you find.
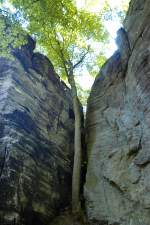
[49,209,89,225]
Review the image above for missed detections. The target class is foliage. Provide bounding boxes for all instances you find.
[102,0,130,23]
[0,5,27,58]
[6,0,108,79]
[0,0,129,212]
[0,0,129,100]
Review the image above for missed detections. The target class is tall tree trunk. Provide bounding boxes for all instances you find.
[68,70,82,213]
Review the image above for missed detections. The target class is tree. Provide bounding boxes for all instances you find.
[0,0,107,213]
[0,8,27,58]
[101,0,130,23]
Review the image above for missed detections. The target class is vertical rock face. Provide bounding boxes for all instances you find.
[85,0,150,224]
[0,37,74,225]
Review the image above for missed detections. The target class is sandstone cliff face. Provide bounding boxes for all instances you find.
[85,0,150,224]
[0,37,74,225]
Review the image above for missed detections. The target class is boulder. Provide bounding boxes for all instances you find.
[85,0,150,224]
[0,37,74,225]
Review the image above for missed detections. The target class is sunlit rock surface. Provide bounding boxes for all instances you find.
[85,0,150,224]
[0,37,74,225]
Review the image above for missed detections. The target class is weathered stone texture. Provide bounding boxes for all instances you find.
[85,0,150,224]
[0,37,74,225]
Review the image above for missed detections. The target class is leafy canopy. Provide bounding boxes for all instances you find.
[0,6,27,58]
[2,0,107,79]
[0,0,129,104]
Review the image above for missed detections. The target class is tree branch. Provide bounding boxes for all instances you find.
[49,29,69,77]
[73,45,90,69]
[55,35,69,77]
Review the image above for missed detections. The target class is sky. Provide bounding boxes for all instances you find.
[0,0,129,90]
[75,0,129,90]
[76,20,119,90]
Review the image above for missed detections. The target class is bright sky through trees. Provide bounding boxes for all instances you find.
[0,0,129,90]
[75,0,129,89]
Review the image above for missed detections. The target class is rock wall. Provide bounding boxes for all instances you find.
[85,0,150,224]
[0,37,74,225]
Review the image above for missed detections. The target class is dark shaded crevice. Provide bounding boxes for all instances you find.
[79,107,88,212]
[127,137,142,159]
[136,160,150,168]
[80,130,88,211]
[89,218,121,225]
[0,147,8,181]
[103,176,125,195]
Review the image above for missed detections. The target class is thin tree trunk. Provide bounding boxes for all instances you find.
[68,71,82,213]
